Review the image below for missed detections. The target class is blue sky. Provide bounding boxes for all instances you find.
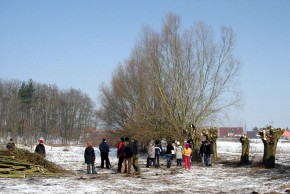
[0,1,289,130]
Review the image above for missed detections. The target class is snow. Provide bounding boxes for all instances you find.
[0,140,290,193]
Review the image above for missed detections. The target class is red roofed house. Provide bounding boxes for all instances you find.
[283,130,290,139]
[219,127,243,138]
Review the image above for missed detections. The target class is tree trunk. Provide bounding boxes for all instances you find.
[202,127,218,162]
[259,127,285,168]
[240,135,250,165]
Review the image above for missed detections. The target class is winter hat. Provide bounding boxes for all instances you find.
[39,139,43,144]
[176,141,180,146]
[185,143,189,149]
[125,137,130,142]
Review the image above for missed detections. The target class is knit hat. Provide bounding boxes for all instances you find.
[185,143,189,149]
[39,139,43,144]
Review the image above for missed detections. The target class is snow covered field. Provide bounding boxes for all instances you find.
[0,140,289,194]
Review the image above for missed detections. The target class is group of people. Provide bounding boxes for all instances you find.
[6,138,46,157]
[84,138,112,174]
[145,138,213,170]
[145,140,193,170]
[117,137,141,175]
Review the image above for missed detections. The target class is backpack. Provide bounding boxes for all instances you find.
[123,146,133,158]
[203,141,211,154]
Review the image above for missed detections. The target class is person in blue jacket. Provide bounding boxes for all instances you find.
[99,138,111,169]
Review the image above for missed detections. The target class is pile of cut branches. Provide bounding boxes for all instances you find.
[0,147,70,178]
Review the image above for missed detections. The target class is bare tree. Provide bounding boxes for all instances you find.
[98,13,241,146]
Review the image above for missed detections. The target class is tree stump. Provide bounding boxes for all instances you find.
[240,134,250,165]
[259,126,285,168]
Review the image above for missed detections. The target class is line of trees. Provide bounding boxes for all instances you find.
[97,13,241,152]
[0,79,97,144]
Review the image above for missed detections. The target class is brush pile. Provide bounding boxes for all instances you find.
[0,147,70,178]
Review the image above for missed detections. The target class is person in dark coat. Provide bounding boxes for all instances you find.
[199,137,213,166]
[99,138,111,169]
[131,138,141,175]
[166,141,174,168]
[35,139,46,157]
[117,137,124,173]
[154,140,162,167]
[84,141,96,174]
[6,138,15,149]
[121,137,133,174]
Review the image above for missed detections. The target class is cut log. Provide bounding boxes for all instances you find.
[0,164,13,168]
[0,169,11,174]
[13,166,26,171]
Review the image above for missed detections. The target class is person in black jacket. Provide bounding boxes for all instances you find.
[131,138,141,175]
[35,139,46,157]
[84,141,96,174]
[99,138,111,169]
[6,138,15,149]
[199,137,213,166]
[166,141,174,168]
[121,137,133,174]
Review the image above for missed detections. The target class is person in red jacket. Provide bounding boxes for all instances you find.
[117,137,124,173]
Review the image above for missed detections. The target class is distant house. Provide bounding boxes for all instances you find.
[219,127,243,138]
[283,130,290,139]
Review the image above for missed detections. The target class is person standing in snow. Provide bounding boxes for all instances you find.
[84,141,96,174]
[35,139,46,157]
[182,143,192,170]
[166,141,174,168]
[154,140,162,167]
[117,137,124,173]
[121,137,133,174]
[131,138,141,175]
[146,140,155,168]
[199,137,213,166]
[175,141,183,166]
[99,138,111,169]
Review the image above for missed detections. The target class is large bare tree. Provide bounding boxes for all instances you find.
[98,13,241,146]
